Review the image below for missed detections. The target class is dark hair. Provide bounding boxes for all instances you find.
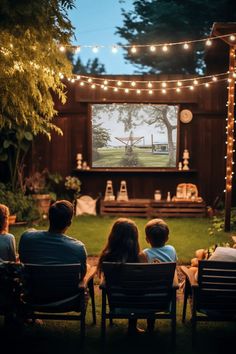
[0,204,9,234]
[48,200,74,231]
[145,218,169,247]
[97,218,140,275]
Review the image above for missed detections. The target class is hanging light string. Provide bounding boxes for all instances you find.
[62,71,234,93]
[224,47,236,195]
[59,32,236,53]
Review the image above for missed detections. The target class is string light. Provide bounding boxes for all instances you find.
[150,45,156,52]
[111,45,118,53]
[58,32,236,53]
[183,43,189,50]
[162,44,168,52]
[131,46,137,53]
[70,71,227,93]
[205,39,212,46]
[92,46,99,53]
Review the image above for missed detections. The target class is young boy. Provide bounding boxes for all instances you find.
[140,218,177,332]
[141,218,177,263]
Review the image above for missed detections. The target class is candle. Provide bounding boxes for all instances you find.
[77,153,82,159]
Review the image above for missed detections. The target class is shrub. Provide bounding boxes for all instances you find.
[0,183,40,222]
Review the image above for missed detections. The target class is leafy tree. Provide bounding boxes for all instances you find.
[116,0,236,74]
[0,0,75,189]
[92,123,111,149]
[72,56,106,74]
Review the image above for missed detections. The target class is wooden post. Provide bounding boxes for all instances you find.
[224,45,236,231]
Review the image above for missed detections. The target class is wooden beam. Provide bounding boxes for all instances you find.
[224,46,236,231]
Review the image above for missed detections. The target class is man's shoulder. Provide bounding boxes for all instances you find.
[21,229,44,239]
[62,234,85,248]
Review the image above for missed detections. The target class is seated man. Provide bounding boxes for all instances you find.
[19,200,87,278]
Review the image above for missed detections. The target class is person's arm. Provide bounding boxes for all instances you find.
[80,245,87,279]
[8,236,17,262]
[138,251,148,263]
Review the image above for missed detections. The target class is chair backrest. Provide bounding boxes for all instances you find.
[102,262,176,312]
[23,263,82,304]
[0,262,24,309]
[197,260,236,312]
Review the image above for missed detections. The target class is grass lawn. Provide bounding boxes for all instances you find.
[11,215,231,264]
[93,147,170,167]
[2,216,235,353]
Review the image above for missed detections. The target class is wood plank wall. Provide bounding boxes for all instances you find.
[29,74,232,207]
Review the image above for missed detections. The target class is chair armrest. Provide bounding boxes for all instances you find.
[79,266,97,288]
[173,270,179,289]
[180,266,198,287]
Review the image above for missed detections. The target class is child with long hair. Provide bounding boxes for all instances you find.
[0,204,17,262]
[98,217,144,334]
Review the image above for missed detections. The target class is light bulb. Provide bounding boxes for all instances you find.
[206,39,212,46]
[150,45,156,52]
[162,44,168,52]
[92,46,99,53]
[131,46,137,53]
[183,43,189,50]
[112,45,118,53]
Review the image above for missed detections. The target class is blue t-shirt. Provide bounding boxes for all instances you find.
[143,245,177,263]
[19,230,87,277]
[0,233,16,262]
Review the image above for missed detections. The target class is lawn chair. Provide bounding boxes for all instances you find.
[0,262,24,328]
[100,262,178,344]
[22,263,97,343]
[181,260,236,345]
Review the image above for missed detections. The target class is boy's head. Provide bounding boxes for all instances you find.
[145,218,169,247]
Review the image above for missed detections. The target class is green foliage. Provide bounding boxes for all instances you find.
[71,55,106,74]
[116,0,236,74]
[208,210,236,236]
[0,183,40,222]
[64,175,81,199]
[0,126,34,191]
[92,123,111,149]
[0,1,76,189]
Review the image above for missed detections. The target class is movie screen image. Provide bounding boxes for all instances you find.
[91,103,178,168]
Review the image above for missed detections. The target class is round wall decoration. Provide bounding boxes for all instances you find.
[180,109,193,123]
